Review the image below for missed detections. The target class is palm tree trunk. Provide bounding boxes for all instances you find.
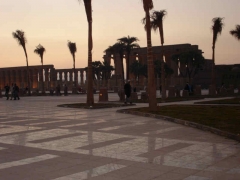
[211,46,215,85]
[86,19,94,105]
[41,60,45,94]
[73,55,76,92]
[145,10,157,111]
[121,57,124,86]
[161,44,166,100]
[23,47,31,96]
[126,53,130,80]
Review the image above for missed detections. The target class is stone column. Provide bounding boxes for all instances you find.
[69,72,73,82]
[50,68,56,88]
[59,71,62,82]
[129,55,136,81]
[32,69,38,89]
[0,71,2,88]
[75,70,78,86]
[10,70,15,84]
[45,68,49,82]
[15,70,20,87]
[80,70,84,86]
[39,69,43,83]
[64,72,67,82]
[114,54,123,78]
[21,70,25,88]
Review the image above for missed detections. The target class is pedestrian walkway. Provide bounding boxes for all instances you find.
[0,95,239,180]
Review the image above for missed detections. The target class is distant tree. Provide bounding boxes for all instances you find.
[85,61,114,86]
[67,41,77,87]
[172,51,205,83]
[130,60,143,84]
[34,44,46,93]
[92,61,102,80]
[12,30,31,95]
[118,36,140,80]
[230,25,240,41]
[100,61,115,85]
[137,60,174,80]
[211,17,224,85]
[154,60,174,79]
[141,0,157,111]
[105,42,125,82]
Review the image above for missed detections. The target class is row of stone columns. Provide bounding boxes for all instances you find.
[55,69,86,86]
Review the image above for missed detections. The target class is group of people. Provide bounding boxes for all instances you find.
[4,83,20,100]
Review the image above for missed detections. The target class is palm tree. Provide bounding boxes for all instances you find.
[34,44,46,94]
[78,0,94,105]
[118,36,140,80]
[105,43,125,84]
[211,17,224,86]
[67,41,77,90]
[141,0,157,111]
[230,25,240,41]
[12,30,31,96]
[150,10,167,100]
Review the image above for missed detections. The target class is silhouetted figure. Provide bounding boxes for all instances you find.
[56,84,61,96]
[25,86,29,95]
[64,84,68,96]
[14,83,20,100]
[184,82,191,93]
[4,84,10,100]
[124,80,132,104]
[10,83,14,100]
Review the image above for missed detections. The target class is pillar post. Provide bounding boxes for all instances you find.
[80,70,84,86]
[64,72,67,83]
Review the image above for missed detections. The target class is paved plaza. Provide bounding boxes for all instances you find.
[0,94,240,180]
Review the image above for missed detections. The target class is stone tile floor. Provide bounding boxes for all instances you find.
[0,94,239,180]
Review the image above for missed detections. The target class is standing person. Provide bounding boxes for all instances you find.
[14,84,20,100]
[25,86,29,95]
[184,82,190,93]
[4,84,10,100]
[10,83,14,100]
[56,84,61,96]
[124,80,132,104]
[64,84,68,96]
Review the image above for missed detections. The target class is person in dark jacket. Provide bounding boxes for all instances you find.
[14,83,20,100]
[124,80,132,104]
[4,84,10,100]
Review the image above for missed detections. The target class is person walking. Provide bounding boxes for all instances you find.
[4,84,10,100]
[124,80,132,104]
[14,84,20,100]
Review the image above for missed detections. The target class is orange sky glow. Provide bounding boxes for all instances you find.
[0,0,239,69]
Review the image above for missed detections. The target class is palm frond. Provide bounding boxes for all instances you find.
[230,25,240,40]
[212,17,224,44]
[67,41,77,55]
[12,30,27,47]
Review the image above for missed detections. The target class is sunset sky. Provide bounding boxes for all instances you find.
[0,0,239,69]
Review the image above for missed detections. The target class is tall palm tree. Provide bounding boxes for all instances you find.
[142,0,157,111]
[78,0,94,105]
[67,41,77,89]
[34,44,46,94]
[118,36,140,80]
[230,25,240,41]
[12,30,31,96]
[211,17,224,86]
[150,10,167,100]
